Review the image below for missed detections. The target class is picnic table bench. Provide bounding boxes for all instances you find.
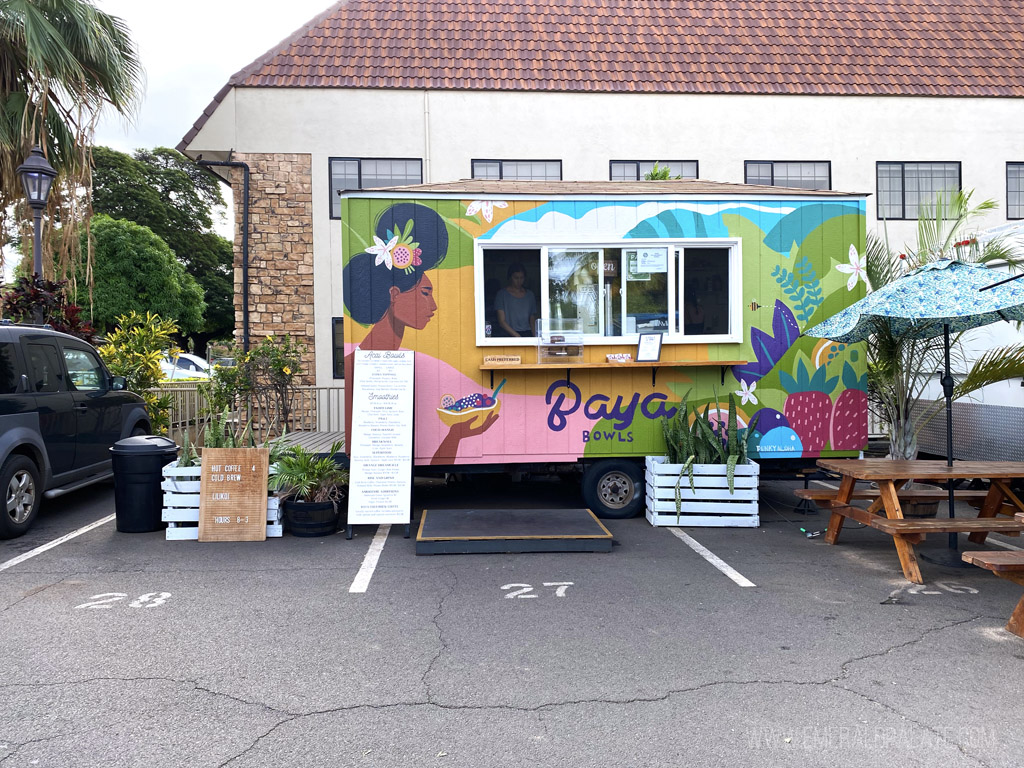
[809,460,1024,584]
[962,540,1024,638]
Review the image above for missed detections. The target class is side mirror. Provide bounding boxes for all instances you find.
[111,376,127,391]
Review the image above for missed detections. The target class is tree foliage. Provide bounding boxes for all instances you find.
[0,0,142,276]
[91,146,234,344]
[78,214,205,334]
[98,311,179,434]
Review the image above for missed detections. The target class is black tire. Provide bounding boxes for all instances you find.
[0,455,42,540]
[130,425,149,437]
[581,459,645,519]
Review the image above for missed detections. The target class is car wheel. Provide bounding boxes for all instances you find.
[581,459,645,519]
[130,426,149,437]
[0,455,42,540]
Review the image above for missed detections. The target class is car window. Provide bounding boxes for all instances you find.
[26,342,67,393]
[0,342,19,394]
[63,347,107,391]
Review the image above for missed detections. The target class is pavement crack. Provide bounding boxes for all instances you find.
[0,574,73,614]
[833,615,982,683]
[422,567,458,703]
[0,676,288,716]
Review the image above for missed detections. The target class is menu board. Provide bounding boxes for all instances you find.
[347,350,415,525]
[198,447,270,542]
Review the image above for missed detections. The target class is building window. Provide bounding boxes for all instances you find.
[329,158,422,218]
[1008,163,1024,220]
[876,162,961,220]
[744,161,831,190]
[610,161,698,181]
[476,241,741,345]
[332,317,345,379]
[471,160,562,181]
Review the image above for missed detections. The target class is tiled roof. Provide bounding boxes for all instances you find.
[234,0,1024,97]
[343,179,864,197]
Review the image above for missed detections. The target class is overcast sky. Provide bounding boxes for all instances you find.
[94,0,334,153]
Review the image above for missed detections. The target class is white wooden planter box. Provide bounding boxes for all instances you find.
[161,460,282,539]
[645,455,760,528]
[162,460,202,493]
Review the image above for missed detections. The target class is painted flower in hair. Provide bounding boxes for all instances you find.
[386,220,422,274]
[735,379,757,406]
[368,234,398,270]
[835,244,867,291]
[466,200,508,223]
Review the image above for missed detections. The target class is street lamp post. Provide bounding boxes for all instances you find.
[15,147,56,324]
[16,146,57,277]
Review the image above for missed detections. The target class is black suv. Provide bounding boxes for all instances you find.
[0,322,150,539]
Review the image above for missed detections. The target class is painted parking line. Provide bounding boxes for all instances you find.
[0,514,115,573]
[667,527,756,587]
[348,524,390,593]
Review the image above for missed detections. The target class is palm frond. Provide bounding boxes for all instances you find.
[953,344,1024,400]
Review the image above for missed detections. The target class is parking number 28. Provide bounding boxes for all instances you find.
[502,582,573,599]
[74,592,172,610]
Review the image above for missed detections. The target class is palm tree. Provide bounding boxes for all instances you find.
[865,190,1024,458]
[0,0,142,275]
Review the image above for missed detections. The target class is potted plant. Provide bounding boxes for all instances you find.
[270,440,348,537]
[646,393,760,528]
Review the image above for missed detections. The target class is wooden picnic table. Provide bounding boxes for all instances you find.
[814,459,1024,584]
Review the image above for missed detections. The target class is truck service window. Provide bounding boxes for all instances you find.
[475,241,739,344]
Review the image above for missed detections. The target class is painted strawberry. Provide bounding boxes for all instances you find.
[830,362,868,450]
[779,357,838,457]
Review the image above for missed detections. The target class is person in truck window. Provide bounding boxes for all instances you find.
[494,262,538,337]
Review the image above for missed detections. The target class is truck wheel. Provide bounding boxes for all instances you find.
[1,455,42,539]
[581,459,644,519]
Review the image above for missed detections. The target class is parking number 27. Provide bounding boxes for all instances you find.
[502,582,573,599]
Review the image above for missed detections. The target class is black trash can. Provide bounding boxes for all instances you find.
[110,435,179,533]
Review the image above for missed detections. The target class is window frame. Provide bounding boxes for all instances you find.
[609,160,699,181]
[470,159,563,181]
[743,160,832,190]
[474,236,743,347]
[1008,162,1024,220]
[328,156,423,219]
[875,161,962,220]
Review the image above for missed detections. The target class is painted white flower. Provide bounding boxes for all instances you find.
[465,200,508,223]
[835,243,867,291]
[735,379,757,406]
[367,234,398,270]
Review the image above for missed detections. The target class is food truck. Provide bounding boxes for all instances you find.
[340,180,868,517]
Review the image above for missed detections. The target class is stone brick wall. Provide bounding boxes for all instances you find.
[226,153,316,383]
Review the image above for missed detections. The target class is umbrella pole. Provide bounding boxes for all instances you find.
[942,323,957,550]
[923,323,971,568]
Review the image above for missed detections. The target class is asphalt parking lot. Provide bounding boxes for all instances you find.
[2,477,1023,768]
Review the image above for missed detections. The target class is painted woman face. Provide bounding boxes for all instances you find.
[391,273,437,329]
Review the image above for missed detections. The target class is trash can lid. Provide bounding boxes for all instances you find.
[110,435,179,455]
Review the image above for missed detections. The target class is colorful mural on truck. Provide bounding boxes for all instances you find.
[341,195,867,466]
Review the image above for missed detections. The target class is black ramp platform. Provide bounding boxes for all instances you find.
[416,508,614,555]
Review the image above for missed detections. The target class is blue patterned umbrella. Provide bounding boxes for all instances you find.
[805,258,1024,561]
[804,259,1024,343]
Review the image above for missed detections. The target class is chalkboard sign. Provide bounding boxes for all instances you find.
[198,447,270,542]
[347,350,415,525]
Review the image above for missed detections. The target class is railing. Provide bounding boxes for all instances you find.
[151,382,346,444]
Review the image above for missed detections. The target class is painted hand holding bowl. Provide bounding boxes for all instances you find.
[437,392,502,428]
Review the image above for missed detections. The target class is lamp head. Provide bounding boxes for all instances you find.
[16,147,56,209]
